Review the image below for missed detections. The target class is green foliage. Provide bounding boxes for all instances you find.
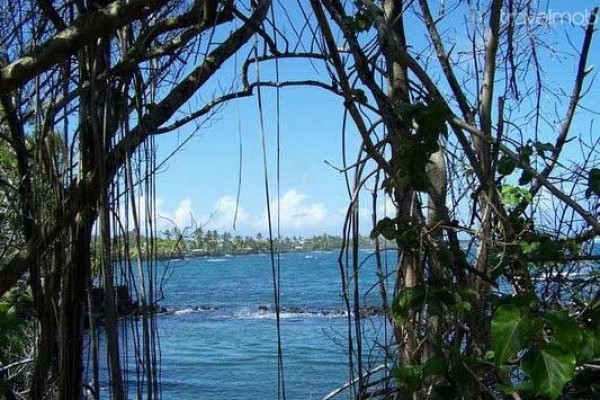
[346,1,376,33]
[393,355,450,398]
[492,304,538,364]
[422,354,449,377]
[402,101,449,143]
[0,301,27,364]
[393,364,423,396]
[350,88,368,103]
[374,185,597,400]
[491,296,600,399]
[370,217,396,240]
[545,311,583,354]
[533,141,556,155]
[111,230,375,260]
[518,169,533,186]
[392,282,478,326]
[580,330,600,362]
[519,234,580,260]
[383,101,448,193]
[501,185,532,206]
[498,142,555,184]
[498,155,517,175]
[521,344,576,400]
[392,286,426,325]
[0,303,20,338]
[585,168,600,198]
[370,215,421,248]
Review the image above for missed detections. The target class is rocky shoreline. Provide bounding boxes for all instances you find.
[159,304,385,318]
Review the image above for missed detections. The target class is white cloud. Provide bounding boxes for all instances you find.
[114,195,168,233]
[157,196,249,233]
[255,189,328,232]
[169,198,196,229]
[207,195,248,231]
[115,189,332,236]
[126,197,196,232]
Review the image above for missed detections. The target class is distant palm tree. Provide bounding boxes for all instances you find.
[193,227,204,250]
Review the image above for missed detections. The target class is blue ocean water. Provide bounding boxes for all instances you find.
[88,245,599,399]
[94,250,394,400]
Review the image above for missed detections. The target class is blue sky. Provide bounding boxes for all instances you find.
[148,1,600,237]
[153,59,362,236]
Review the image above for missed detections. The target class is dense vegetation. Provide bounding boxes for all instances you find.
[142,229,376,258]
[0,1,599,400]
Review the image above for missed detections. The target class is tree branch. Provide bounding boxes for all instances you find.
[0,0,170,92]
[452,118,600,234]
[0,0,272,298]
[107,0,272,179]
[418,0,475,124]
[530,8,598,193]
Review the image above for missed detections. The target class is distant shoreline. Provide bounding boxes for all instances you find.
[153,246,378,262]
[116,231,379,262]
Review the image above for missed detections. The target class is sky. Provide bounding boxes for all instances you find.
[153,65,361,237]
[145,0,600,238]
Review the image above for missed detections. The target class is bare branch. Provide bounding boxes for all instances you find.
[0,0,170,92]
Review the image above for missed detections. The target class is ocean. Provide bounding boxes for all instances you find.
[90,250,393,400]
[87,244,599,399]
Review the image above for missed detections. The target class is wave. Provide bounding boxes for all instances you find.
[234,309,349,320]
[205,258,228,263]
[234,305,383,320]
[162,304,384,319]
[168,306,219,315]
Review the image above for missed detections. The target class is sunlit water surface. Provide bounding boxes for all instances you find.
[89,250,393,400]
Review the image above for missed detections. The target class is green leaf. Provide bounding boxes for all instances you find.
[586,168,600,198]
[398,229,419,248]
[457,286,479,302]
[495,292,538,309]
[422,354,448,377]
[522,344,576,400]
[352,88,368,103]
[392,287,426,326]
[370,217,396,240]
[501,185,532,206]
[518,169,533,185]
[534,141,556,155]
[414,100,448,142]
[520,144,534,159]
[348,3,375,33]
[580,330,600,362]
[456,301,472,312]
[520,240,540,255]
[498,156,517,175]
[126,42,145,58]
[491,304,529,364]
[393,364,422,395]
[545,311,583,355]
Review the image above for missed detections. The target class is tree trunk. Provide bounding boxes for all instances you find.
[58,211,94,399]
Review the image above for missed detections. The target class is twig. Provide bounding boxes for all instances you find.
[322,364,387,400]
